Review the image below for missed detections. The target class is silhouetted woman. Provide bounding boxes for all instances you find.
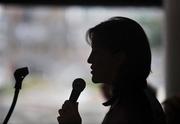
[57,17,166,124]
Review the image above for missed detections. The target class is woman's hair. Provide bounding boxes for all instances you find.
[86,17,151,88]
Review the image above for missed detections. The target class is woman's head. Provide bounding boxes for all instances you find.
[87,17,151,88]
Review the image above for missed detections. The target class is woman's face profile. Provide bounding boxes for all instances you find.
[87,45,125,84]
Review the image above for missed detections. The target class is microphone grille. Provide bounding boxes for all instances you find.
[72,78,86,92]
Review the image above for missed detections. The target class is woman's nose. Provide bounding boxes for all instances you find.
[87,52,93,64]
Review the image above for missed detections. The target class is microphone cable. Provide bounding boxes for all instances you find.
[3,89,20,124]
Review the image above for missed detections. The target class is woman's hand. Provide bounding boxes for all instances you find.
[57,100,82,124]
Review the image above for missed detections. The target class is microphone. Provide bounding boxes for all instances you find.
[3,67,29,124]
[69,78,86,102]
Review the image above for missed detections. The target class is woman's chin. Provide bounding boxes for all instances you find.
[92,76,100,83]
[92,76,107,84]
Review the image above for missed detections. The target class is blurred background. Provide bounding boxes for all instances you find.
[0,1,175,123]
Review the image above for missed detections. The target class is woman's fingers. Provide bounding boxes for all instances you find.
[58,109,63,115]
[57,116,61,123]
[57,100,82,124]
[57,116,60,121]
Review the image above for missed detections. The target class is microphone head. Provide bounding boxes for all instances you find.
[14,67,29,89]
[72,78,86,92]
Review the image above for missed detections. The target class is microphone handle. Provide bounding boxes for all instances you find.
[69,90,81,102]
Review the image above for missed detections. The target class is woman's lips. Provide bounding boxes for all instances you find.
[90,66,94,74]
[90,68,93,74]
